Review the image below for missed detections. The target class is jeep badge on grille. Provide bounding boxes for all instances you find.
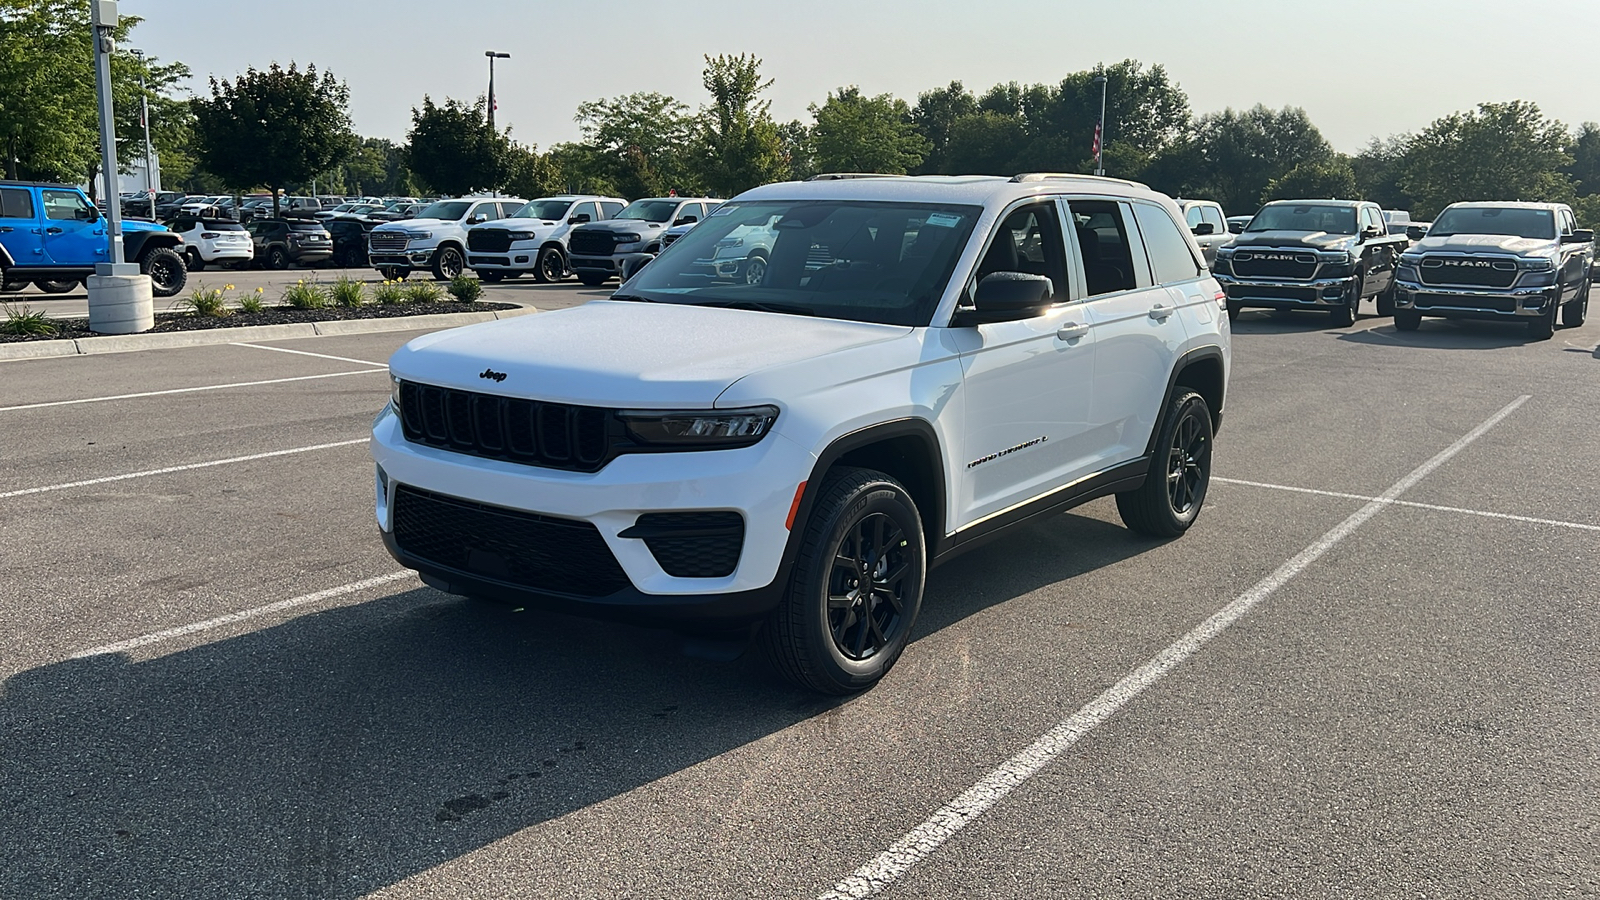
[479,369,507,382]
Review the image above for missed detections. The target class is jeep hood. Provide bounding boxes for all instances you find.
[1412,233,1556,256]
[388,300,912,407]
[1231,230,1356,251]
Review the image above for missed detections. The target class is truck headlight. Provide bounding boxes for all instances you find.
[1520,257,1555,272]
[508,231,539,241]
[619,406,779,448]
[390,374,402,409]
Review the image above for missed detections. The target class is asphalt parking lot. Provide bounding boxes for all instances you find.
[2,301,1596,898]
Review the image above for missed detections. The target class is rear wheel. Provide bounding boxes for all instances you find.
[33,279,77,294]
[185,248,206,272]
[1,279,29,293]
[140,246,187,297]
[1225,299,1241,322]
[1376,279,1396,317]
[763,467,926,695]
[1116,389,1213,538]
[1562,278,1589,328]
[1394,309,1422,331]
[535,247,566,283]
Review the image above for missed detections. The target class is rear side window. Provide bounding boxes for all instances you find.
[599,202,623,219]
[1184,205,1204,228]
[1131,203,1203,284]
[1200,205,1225,232]
[1066,199,1141,296]
[570,201,598,222]
[0,188,35,219]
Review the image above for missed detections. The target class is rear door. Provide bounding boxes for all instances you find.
[0,186,43,269]
[39,189,105,267]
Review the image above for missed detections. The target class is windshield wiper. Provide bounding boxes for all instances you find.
[691,300,816,316]
[608,294,658,302]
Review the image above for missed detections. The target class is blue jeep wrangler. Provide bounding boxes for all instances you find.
[0,181,187,297]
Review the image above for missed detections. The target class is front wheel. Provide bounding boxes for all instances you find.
[743,254,768,285]
[1,279,29,293]
[534,247,566,283]
[1116,389,1213,538]
[431,245,464,281]
[1394,309,1421,331]
[763,467,926,695]
[266,246,289,270]
[1527,299,1556,341]
[33,279,77,294]
[1562,279,1589,328]
[478,270,506,283]
[576,272,609,287]
[1329,275,1360,327]
[379,266,410,282]
[141,247,188,297]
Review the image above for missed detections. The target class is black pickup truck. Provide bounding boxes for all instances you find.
[1214,199,1411,325]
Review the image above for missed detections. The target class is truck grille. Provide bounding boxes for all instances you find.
[369,231,410,253]
[1418,256,1518,289]
[468,229,514,253]
[392,485,631,598]
[569,231,617,256]
[398,381,615,472]
[1230,251,1318,280]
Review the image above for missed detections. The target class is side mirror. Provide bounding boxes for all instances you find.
[674,216,698,226]
[567,214,591,225]
[951,272,1054,325]
[469,215,487,224]
[82,205,100,222]
[1562,229,1594,244]
[1191,222,1215,236]
[1228,223,1245,234]
[1406,225,1427,241]
[1361,225,1383,240]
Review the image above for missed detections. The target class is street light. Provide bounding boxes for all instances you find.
[89,0,153,335]
[130,48,156,196]
[1093,73,1108,177]
[485,50,510,131]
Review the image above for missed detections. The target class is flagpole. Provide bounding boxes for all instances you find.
[1093,72,1107,177]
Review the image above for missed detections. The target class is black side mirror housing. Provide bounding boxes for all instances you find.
[568,214,591,224]
[950,272,1054,326]
[1360,225,1383,240]
[1191,222,1215,236]
[674,216,697,226]
[1406,225,1426,241]
[1562,229,1594,244]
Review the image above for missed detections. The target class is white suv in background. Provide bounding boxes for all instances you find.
[368,197,526,281]
[168,212,254,271]
[372,173,1230,694]
[466,195,626,283]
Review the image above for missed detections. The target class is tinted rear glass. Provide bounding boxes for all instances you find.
[289,222,327,232]
[0,188,36,219]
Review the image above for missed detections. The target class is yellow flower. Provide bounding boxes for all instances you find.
[256,287,264,294]
[224,284,235,291]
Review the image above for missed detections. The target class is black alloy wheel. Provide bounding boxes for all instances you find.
[141,247,187,297]
[1165,406,1209,518]
[1116,389,1213,538]
[826,512,914,663]
[432,246,464,281]
[536,247,566,283]
[267,246,289,270]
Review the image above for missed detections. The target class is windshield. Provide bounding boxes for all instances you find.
[417,200,470,220]
[513,199,575,220]
[616,200,681,222]
[617,200,981,327]
[1246,205,1358,235]
[1429,206,1557,240]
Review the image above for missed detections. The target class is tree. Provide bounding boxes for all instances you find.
[777,120,815,181]
[406,95,507,197]
[941,110,1027,175]
[1351,135,1413,211]
[545,142,621,197]
[911,81,979,174]
[1565,121,1600,197]
[502,142,565,200]
[697,54,787,196]
[190,63,354,217]
[1397,101,1573,219]
[809,87,928,175]
[575,91,698,198]
[1262,156,1358,204]
[1188,104,1334,214]
[1008,60,1191,176]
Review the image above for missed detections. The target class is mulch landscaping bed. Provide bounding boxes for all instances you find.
[0,301,518,343]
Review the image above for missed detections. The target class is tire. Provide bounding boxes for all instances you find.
[1562,278,1589,328]
[534,247,566,283]
[1,279,29,293]
[185,248,206,272]
[576,272,609,287]
[140,246,187,297]
[379,266,410,282]
[431,245,464,281]
[1376,279,1396,317]
[1225,299,1241,322]
[743,253,768,286]
[33,279,77,294]
[1394,309,1421,331]
[762,467,926,695]
[1116,389,1213,538]
[266,246,289,270]
[1329,275,1360,327]
[1527,299,1556,341]
[478,270,506,283]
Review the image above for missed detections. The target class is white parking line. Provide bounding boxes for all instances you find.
[819,394,1530,900]
[0,369,387,413]
[70,570,415,659]
[229,342,388,368]
[0,438,366,499]
[1214,476,1600,532]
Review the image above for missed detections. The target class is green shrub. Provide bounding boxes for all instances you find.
[282,279,329,310]
[447,273,483,303]
[403,280,444,303]
[0,303,58,336]
[373,280,408,304]
[330,277,366,308]
[238,289,265,314]
[180,283,231,317]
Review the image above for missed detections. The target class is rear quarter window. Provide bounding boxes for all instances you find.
[0,188,36,219]
[1132,203,1203,284]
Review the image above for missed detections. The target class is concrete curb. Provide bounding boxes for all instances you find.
[0,306,536,361]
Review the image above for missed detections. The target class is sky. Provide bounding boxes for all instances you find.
[122,0,1600,155]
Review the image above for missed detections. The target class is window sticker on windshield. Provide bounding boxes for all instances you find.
[924,213,963,228]
[709,205,736,217]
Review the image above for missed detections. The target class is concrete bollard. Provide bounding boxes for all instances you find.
[86,274,154,334]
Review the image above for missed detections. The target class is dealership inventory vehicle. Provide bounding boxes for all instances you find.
[371,173,1230,693]
[567,196,721,286]
[1393,201,1592,339]
[169,213,253,271]
[1214,199,1409,325]
[0,180,187,296]
[367,197,525,281]
[466,195,626,282]
[245,218,333,269]
[1177,198,1230,267]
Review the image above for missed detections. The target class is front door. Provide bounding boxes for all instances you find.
[38,189,105,267]
[953,200,1099,528]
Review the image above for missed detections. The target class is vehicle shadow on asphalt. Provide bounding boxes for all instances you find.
[1336,319,1546,350]
[0,511,1155,897]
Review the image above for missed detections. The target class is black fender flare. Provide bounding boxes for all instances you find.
[125,231,182,262]
[1143,345,1228,459]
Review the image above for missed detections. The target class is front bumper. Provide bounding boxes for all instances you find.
[1215,274,1354,308]
[369,246,437,268]
[370,405,814,624]
[570,251,652,273]
[468,243,540,272]
[1394,280,1557,319]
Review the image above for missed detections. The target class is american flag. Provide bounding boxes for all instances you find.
[1091,122,1102,159]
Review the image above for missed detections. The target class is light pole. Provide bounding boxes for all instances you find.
[130,48,155,195]
[88,0,153,334]
[1093,73,1108,177]
[485,51,510,132]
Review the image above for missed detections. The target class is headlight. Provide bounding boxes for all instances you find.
[715,237,744,249]
[507,231,539,241]
[619,406,779,448]
[1216,246,1234,258]
[1520,257,1555,272]
[408,231,431,240]
[390,374,402,409]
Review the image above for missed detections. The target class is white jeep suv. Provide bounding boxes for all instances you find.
[368,197,526,281]
[371,174,1231,693]
[466,195,626,283]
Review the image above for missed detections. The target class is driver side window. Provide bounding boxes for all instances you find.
[971,203,1070,302]
[41,189,92,221]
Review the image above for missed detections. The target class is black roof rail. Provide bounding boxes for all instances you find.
[805,173,906,182]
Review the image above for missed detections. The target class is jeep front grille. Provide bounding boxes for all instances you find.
[392,485,631,598]
[468,229,513,253]
[398,381,614,472]
[1418,256,1519,289]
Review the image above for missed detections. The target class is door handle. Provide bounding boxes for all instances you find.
[0,226,11,232]
[1056,322,1089,341]
[1148,304,1175,320]
[46,227,63,234]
